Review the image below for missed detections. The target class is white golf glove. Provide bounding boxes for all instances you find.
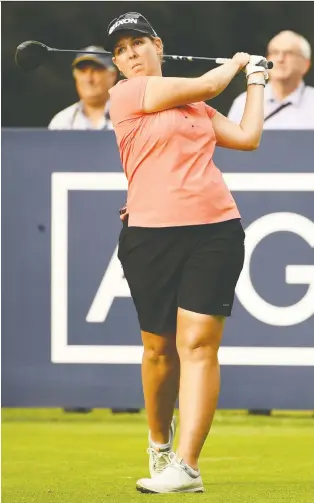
[244,55,269,81]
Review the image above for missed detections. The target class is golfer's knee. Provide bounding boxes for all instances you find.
[142,334,177,363]
[177,335,218,361]
[177,321,223,360]
[143,347,177,365]
[176,310,225,359]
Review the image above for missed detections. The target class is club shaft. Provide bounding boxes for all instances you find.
[47,47,218,59]
[164,54,272,69]
[48,49,272,69]
[48,49,224,61]
[164,54,217,62]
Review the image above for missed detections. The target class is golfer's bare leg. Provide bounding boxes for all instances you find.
[141,330,180,444]
[176,308,225,469]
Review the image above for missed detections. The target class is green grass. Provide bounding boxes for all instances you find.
[2,409,314,502]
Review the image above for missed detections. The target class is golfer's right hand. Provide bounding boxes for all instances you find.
[231,52,251,71]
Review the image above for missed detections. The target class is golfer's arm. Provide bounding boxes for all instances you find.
[143,61,241,113]
[212,83,264,151]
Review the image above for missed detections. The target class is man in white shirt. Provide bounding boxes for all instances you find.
[49,46,118,130]
[228,31,314,129]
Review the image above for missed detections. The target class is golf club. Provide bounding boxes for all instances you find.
[15,40,274,72]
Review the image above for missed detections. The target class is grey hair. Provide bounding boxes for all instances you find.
[273,30,311,59]
[299,36,312,60]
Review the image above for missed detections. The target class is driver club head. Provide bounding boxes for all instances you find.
[15,40,50,71]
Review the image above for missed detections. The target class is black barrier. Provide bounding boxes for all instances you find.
[2,130,314,408]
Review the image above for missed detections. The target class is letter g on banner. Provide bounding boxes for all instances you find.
[236,212,314,326]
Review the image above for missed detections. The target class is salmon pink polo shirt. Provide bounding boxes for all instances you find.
[109,76,240,227]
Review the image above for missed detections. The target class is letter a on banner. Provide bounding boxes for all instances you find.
[86,246,131,322]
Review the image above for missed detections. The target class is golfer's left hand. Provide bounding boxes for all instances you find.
[244,55,269,81]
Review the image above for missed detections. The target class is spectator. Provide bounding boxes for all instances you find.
[49,46,118,130]
[228,31,314,128]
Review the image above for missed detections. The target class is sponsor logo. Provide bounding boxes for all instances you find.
[109,18,138,35]
[51,172,314,364]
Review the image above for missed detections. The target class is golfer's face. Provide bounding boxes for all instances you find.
[267,35,309,83]
[74,63,117,101]
[112,35,162,77]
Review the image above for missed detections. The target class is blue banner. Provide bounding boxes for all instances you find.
[2,130,314,408]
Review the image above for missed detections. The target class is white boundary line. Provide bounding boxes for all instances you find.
[51,172,314,365]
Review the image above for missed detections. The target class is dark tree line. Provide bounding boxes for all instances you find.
[2,1,314,127]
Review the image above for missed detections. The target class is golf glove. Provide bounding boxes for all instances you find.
[244,55,269,81]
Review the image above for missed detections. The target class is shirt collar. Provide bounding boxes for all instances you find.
[265,81,305,106]
[77,100,110,117]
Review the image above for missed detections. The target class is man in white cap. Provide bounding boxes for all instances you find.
[49,46,118,130]
[228,31,314,129]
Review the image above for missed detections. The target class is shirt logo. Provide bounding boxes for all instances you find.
[109,18,138,35]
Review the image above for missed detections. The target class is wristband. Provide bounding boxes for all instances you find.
[247,77,266,87]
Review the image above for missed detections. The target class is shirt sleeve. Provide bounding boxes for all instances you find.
[48,115,61,129]
[109,76,149,126]
[48,108,73,130]
[204,103,217,119]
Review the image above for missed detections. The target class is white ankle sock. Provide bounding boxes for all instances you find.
[150,439,171,451]
[178,458,200,478]
[183,464,200,478]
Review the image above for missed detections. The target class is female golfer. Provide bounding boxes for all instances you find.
[106,12,267,494]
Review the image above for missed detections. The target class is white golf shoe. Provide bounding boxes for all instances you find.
[147,416,177,477]
[136,453,205,493]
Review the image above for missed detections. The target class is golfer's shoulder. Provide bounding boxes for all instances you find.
[109,77,150,122]
[48,103,80,129]
[109,76,149,100]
